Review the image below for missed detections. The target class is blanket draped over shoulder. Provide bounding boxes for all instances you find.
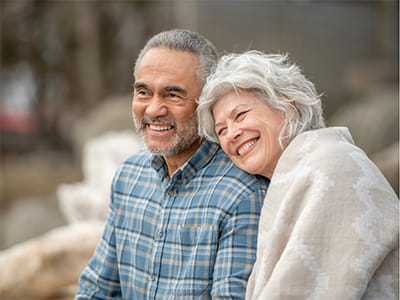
[246,127,399,300]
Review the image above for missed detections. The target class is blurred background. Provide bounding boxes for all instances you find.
[0,0,398,258]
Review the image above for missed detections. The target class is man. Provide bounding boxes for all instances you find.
[75,29,269,299]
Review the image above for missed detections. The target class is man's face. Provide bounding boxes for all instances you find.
[132,47,202,157]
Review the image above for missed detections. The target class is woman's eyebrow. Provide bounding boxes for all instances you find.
[215,120,224,129]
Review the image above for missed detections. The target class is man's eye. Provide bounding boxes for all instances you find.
[167,93,182,99]
[135,90,151,99]
[165,93,186,104]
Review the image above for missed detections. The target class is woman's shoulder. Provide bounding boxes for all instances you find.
[286,127,363,165]
[277,127,397,201]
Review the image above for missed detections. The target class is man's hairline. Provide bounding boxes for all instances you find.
[134,46,204,85]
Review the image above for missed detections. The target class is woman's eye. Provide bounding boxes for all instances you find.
[236,111,248,120]
[216,127,226,136]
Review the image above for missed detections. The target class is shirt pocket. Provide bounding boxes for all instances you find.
[174,224,219,296]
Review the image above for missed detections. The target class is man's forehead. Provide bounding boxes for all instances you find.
[134,48,201,95]
[136,47,200,74]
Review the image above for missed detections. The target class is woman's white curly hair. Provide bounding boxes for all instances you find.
[197,50,325,148]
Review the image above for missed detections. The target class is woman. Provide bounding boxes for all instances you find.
[197,51,399,300]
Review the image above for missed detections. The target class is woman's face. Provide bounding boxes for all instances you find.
[212,89,286,178]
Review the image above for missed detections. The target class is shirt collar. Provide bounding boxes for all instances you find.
[150,139,220,183]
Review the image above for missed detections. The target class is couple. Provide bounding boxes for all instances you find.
[75,29,398,299]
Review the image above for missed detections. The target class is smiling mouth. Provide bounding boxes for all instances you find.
[237,138,258,155]
[148,124,173,131]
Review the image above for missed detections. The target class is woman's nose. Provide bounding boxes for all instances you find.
[226,125,243,142]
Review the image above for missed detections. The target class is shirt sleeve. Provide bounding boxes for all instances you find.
[75,183,123,299]
[211,188,264,299]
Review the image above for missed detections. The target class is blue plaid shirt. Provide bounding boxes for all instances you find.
[75,140,269,299]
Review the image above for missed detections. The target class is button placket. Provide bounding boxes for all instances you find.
[149,184,177,292]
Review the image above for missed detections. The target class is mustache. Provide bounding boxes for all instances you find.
[140,115,177,128]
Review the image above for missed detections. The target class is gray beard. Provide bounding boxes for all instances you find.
[134,115,199,156]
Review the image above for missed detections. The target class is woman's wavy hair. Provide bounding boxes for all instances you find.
[197,50,325,148]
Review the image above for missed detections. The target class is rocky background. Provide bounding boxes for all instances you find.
[1,1,398,299]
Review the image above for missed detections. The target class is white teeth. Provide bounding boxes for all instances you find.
[149,124,172,131]
[238,140,257,155]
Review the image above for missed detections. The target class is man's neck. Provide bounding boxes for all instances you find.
[164,138,203,177]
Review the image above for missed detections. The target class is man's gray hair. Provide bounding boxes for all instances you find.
[197,50,325,147]
[134,29,217,85]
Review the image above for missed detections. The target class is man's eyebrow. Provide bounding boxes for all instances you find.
[133,82,148,90]
[161,86,188,96]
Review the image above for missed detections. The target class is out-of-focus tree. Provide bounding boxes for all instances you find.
[0,0,174,153]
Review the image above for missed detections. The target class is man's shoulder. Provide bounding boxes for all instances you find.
[114,148,154,177]
[111,148,156,189]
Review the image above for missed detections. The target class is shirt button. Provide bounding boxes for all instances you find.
[150,275,156,281]
[158,232,164,238]
[167,190,174,196]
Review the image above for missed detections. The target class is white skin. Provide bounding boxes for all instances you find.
[213,89,286,179]
[132,47,202,176]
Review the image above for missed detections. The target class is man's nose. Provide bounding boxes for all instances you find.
[145,96,168,117]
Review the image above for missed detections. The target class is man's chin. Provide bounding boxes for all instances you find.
[145,140,198,157]
[145,142,177,156]
[143,130,200,157]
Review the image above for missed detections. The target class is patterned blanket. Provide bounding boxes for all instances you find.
[246,127,399,300]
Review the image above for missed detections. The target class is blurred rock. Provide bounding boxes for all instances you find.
[327,86,398,156]
[0,221,103,300]
[71,95,136,156]
[371,142,399,195]
[0,196,66,250]
[58,130,143,223]
[57,183,109,224]
[343,60,398,96]
[1,153,81,213]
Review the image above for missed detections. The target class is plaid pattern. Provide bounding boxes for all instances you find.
[75,140,269,300]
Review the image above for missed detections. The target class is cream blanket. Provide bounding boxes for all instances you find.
[246,127,399,300]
